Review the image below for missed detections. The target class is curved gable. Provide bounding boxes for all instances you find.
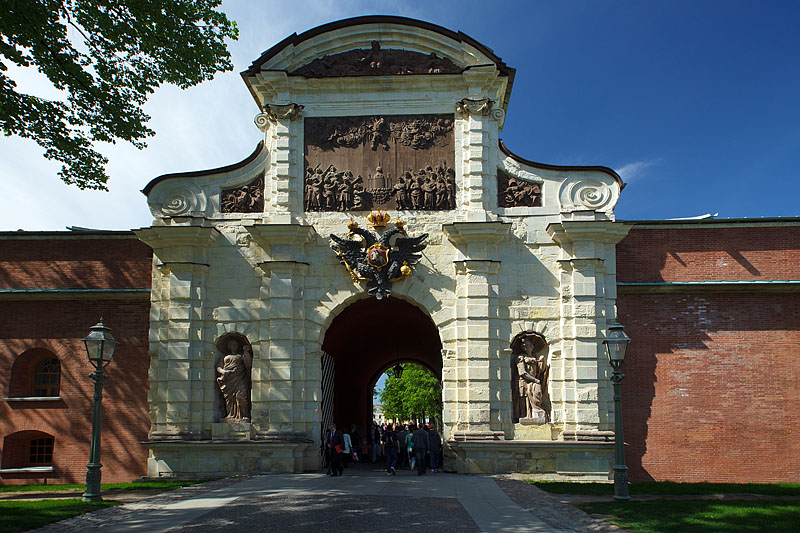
[241,15,515,109]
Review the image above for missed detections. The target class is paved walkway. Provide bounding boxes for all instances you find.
[32,468,617,532]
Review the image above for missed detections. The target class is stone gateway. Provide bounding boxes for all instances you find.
[137,16,629,479]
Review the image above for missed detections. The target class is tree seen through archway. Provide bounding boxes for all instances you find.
[378,363,442,426]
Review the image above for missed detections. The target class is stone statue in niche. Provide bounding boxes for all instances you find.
[215,334,253,421]
[289,41,461,78]
[221,174,264,213]
[510,331,550,423]
[498,170,541,208]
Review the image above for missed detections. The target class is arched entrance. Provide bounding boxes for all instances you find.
[321,296,442,434]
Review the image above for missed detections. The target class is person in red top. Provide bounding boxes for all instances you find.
[327,423,344,476]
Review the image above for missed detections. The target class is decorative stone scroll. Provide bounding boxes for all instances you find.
[510,331,550,424]
[254,103,303,131]
[290,41,461,78]
[305,114,455,211]
[456,97,494,117]
[558,175,616,213]
[221,174,264,213]
[498,170,542,208]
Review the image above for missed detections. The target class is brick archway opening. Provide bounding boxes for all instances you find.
[322,296,442,436]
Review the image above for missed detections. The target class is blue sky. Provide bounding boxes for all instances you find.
[1,0,798,230]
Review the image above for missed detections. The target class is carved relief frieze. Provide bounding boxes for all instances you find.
[498,169,542,208]
[290,41,461,78]
[304,114,455,211]
[221,174,265,213]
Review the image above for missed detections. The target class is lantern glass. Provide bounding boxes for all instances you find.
[603,322,631,363]
[82,319,118,365]
[391,363,403,379]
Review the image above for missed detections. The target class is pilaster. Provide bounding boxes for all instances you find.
[246,224,316,443]
[135,226,221,440]
[546,221,631,436]
[254,99,304,224]
[456,65,505,221]
[444,221,510,440]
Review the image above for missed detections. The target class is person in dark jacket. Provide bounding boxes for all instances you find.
[428,424,443,472]
[383,423,398,475]
[326,423,344,476]
[412,425,429,475]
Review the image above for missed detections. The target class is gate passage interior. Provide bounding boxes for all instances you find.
[320,296,442,436]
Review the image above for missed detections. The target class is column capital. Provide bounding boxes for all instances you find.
[254,103,304,131]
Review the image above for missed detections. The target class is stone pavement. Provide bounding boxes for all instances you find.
[32,468,618,532]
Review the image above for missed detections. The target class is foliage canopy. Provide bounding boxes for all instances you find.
[0,0,238,189]
[379,363,442,423]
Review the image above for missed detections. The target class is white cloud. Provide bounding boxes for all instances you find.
[616,159,661,183]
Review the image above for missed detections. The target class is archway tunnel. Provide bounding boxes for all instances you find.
[321,296,442,436]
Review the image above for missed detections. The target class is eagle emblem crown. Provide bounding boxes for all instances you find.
[330,218,428,299]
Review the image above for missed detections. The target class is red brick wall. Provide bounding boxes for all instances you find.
[616,224,800,483]
[0,236,152,289]
[0,235,152,485]
[617,225,800,282]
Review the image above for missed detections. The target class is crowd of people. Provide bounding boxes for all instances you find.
[321,422,443,477]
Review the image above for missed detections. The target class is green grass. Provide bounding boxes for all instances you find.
[0,480,202,493]
[0,498,120,532]
[577,499,800,533]
[528,480,800,497]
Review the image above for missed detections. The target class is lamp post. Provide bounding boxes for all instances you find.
[603,320,632,501]
[81,318,119,502]
[391,363,403,379]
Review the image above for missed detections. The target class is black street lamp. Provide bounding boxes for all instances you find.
[81,318,119,502]
[391,363,403,379]
[603,320,632,501]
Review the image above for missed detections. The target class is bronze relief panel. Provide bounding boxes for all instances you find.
[221,174,265,213]
[497,169,542,208]
[304,114,455,212]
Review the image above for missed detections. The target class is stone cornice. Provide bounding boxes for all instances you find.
[547,221,632,246]
[245,224,316,247]
[135,226,221,249]
[443,221,511,245]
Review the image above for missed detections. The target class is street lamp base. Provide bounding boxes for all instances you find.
[613,464,630,501]
[83,462,103,501]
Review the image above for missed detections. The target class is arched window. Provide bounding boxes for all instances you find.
[1,431,55,471]
[31,358,60,397]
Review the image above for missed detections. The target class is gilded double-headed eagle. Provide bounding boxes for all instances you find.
[330,219,428,300]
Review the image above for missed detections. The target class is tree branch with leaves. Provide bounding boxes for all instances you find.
[0,0,238,189]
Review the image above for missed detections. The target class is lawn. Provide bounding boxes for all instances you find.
[577,499,800,533]
[528,480,800,497]
[0,480,202,493]
[0,498,120,533]
[527,481,800,532]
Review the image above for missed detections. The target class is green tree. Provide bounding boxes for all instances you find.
[0,0,238,190]
[379,363,442,424]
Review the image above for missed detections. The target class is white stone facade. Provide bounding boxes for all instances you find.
[138,17,629,478]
